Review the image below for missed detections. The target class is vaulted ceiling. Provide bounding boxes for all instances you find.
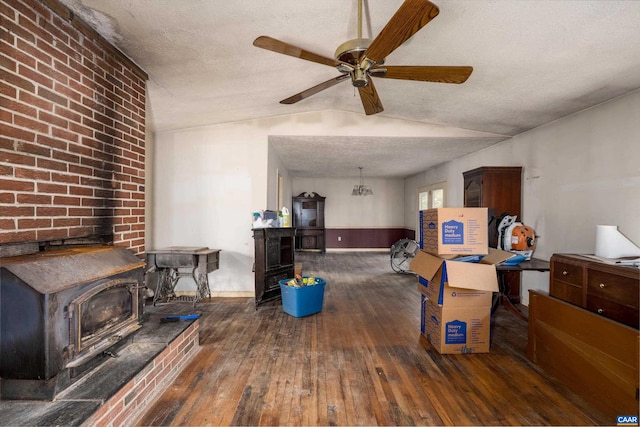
[58,0,640,178]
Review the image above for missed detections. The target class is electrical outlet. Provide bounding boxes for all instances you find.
[337,236,342,242]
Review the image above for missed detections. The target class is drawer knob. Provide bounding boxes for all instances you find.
[597,308,604,314]
[599,283,606,288]
[562,270,568,276]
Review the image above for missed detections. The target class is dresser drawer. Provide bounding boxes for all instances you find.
[552,260,584,286]
[586,294,639,328]
[587,268,639,308]
[550,280,583,306]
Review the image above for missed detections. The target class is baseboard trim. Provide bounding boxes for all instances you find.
[326,248,389,253]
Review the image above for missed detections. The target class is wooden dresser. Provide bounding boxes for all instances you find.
[528,254,639,417]
[550,253,639,328]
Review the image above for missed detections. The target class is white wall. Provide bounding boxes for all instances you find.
[293,177,405,228]
[405,89,640,304]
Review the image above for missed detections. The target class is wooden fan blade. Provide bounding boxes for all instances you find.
[372,65,473,83]
[253,36,342,68]
[358,80,384,115]
[365,0,439,64]
[280,74,350,104]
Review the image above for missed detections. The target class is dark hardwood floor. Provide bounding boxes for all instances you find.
[137,252,610,426]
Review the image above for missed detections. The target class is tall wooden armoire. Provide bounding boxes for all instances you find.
[292,192,326,253]
[463,166,523,302]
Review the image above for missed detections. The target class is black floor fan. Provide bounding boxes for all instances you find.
[390,238,420,273]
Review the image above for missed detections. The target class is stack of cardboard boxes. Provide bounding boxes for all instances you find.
[411,208,513,354]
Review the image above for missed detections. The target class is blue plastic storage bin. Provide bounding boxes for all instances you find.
[279,278,326,318]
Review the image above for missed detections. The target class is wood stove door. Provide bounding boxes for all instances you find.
[68,278,141,366]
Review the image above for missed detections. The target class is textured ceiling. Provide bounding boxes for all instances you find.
[270,135,506,178]
[58,0,640,178]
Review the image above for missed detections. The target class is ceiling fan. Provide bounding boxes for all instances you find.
[253,0,473,115]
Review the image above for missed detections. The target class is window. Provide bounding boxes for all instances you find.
[418,181,446,210]
[417,181,447,241]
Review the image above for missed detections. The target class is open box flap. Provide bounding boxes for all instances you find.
[410,251,444,281]
[479,247,516,265]
[444,259,498,292]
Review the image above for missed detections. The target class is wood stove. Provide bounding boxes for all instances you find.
[0,246,145,400]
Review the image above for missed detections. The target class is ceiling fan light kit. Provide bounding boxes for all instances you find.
[253,0,473,116]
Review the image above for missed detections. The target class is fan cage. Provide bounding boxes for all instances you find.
[390,238,420,273]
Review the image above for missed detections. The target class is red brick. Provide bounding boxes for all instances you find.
[0,193,15,203]
[36,227,69,241]
[69,185,93,196]
[17,194,52,204]
[36,206,67,216]
[53,195,81,206]
[0,218,16,230]
[18,218,52,228]
[0,205,34,216]
[0,178,34,192]
[16,141,51,157]
[53,217,80,227]
[36,157,67,172]
[0,230,36,243]
[37,182,67,194]
[14,167,50,180]
[51,172,79,184]
[68,207,92,216]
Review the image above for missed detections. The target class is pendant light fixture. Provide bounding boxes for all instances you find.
[352,167,373,196]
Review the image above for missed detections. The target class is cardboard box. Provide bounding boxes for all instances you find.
[420,294,492,354]
[410,250,500,307]
[419,208,488,256]
[412,250,510,354]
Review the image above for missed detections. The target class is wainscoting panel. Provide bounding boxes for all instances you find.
[326,228,414,249]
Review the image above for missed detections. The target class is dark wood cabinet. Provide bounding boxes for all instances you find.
[463,166,522,301]
[550,253,639,328]
[252,227,296,308]
[292,192,326,252]
[463,166,522,219]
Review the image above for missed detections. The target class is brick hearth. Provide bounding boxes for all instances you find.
[0,304,200,426]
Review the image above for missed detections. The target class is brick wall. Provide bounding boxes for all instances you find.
[1,0,148,254]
